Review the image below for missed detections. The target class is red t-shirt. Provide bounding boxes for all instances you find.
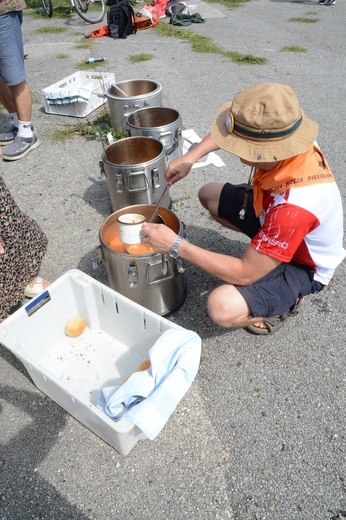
[251,182,345,285]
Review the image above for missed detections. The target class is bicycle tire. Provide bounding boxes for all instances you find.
[74,0,106,23]
[41,0,53,17]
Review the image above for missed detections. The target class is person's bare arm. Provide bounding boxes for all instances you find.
[165,133,220,185]
[141,223,280,285]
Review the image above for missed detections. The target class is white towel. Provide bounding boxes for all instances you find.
[182,129,225,168]
[97,328,201,440]
[45,82,94,106]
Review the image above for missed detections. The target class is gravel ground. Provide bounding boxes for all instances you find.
[0,0,346,518]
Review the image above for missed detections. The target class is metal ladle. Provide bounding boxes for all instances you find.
[112,84,128,97]
[147,184,170,223]
[146,184,170,275]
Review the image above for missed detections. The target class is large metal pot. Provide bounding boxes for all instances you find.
[126,107,183,164]
[99,204,187,316]
[106,79,163,132]
[100,136,170,212]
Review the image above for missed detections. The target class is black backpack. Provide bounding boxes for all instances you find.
[107,0,137,39]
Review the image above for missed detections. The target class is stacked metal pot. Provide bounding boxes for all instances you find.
[99,79,187,316]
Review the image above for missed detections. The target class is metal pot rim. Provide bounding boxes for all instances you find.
[126,107,182,132]
[102,136,165,167]
[99,204,181,258]
[106,79,162,101]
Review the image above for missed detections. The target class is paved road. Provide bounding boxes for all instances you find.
[1,0,345,518]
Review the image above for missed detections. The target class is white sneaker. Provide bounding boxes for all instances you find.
[320,0,335,4]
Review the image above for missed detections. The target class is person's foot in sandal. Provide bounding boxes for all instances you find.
[24,277,51,299]
[245,298,304,335]
[246,316,284,335]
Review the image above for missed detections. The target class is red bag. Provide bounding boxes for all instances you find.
[85,26,110,38]
[135,14,158,30]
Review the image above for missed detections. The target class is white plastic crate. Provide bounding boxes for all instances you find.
[42,71,115,117]
[0,269,190,456]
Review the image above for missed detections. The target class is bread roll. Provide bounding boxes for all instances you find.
[136,359,151,371]
[65,316,86,337]
[126,244,154,255]
[109,235,127,253]
[122,359,151,383]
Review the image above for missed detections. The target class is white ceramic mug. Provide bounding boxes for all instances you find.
[117,213,146,245]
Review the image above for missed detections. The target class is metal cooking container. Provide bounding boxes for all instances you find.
[99,204,187,316]
[100,136,170,212]
[106,79,163,132]
[126,107,183,164]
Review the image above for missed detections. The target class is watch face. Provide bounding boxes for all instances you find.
[169,247,179,259]
[169,237,182,259]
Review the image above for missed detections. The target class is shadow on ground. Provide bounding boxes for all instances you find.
[0,357,89,519]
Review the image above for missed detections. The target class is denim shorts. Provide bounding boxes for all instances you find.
[218,182,324,318]
[0,11,26,86]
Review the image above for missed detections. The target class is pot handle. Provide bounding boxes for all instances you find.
[146,256,173,284]
[157,131,178,156]
[127,170,149,192]
[159,126,183,156]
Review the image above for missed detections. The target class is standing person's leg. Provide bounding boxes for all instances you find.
[0,70,19,145]
[0,11,40,160]
[9,80,32,124]
[0,77,32,140]
[0,11,24,142]
[0,75,17,114]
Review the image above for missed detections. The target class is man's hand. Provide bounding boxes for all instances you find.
[165,157,193,185]
[141,222,178,254]
[165,132,220,185]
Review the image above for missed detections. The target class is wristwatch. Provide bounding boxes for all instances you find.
[169,236,183,259]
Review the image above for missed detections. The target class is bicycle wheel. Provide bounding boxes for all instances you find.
[73,0,106,23]
[41,0,53,17]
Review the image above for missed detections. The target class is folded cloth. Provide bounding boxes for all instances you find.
[45,83,94,106]
[182,129,225,169]
[97,328,201,440]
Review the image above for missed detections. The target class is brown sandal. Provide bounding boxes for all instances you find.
[246,298,304,336]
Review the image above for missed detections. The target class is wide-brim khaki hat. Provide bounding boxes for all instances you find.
[211,82,318,163]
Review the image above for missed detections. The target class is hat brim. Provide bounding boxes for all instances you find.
[211,102,318,162]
